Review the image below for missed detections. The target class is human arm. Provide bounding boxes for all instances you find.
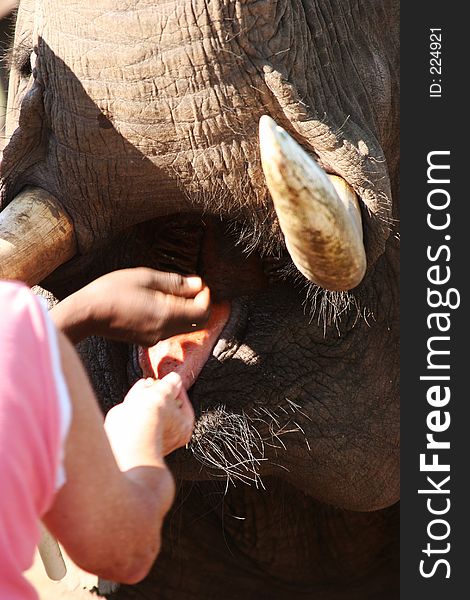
[42,329,194,584]
[50,267,211,345]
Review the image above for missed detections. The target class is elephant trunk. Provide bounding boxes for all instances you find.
[0,187,76,285]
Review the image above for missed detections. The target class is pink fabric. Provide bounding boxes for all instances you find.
[0,282,66,600]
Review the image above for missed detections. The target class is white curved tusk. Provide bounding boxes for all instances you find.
[259,115,366,291]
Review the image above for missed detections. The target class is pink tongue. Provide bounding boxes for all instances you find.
[138,302,231,390]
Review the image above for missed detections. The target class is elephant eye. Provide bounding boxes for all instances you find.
[8,42,34,79]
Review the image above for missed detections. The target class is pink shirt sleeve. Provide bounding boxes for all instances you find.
[0,281,72,600]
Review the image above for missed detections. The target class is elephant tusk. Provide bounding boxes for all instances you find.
[0,187,77,286]
[259,115,366,291]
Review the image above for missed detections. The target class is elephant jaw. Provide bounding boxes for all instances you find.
[138,301,231,390]
[136,210,267,390]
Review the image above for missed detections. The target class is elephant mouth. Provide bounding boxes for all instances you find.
[134,213,269,391]
[2,117,370,294]
[131,118,369,392]
[1,118,377,395]
[1,116,372,396]
[138,300,236,391]
[131,294,248,403]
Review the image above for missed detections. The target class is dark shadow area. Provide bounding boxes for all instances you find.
[114,479,399,600]
[1,38,187,258]
[0,7,16,136]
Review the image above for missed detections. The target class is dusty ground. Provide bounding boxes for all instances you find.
[25,551,102,599]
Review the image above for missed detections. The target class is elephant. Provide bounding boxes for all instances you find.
[0,1,400,598]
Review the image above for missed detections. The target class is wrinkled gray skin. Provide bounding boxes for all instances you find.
[2,1,399,598]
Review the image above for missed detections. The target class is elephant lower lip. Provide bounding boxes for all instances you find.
[138,301,231,390]
[132,213,267,388]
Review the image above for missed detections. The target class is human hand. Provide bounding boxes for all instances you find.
[104,372,195,471]
[51,268,211,345]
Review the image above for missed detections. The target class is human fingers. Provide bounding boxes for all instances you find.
[141,374,194,453]
[152,371,184,402]
[175,388,195,435]
[157,375,195,453]
[116,374,194,456]
[123,372,183,406]
[154,286,211,339]
[140,269,204,298]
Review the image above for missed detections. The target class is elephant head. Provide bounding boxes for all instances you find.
[1,0,399,518]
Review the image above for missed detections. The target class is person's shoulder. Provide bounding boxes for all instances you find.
[0,279,29,295]
[0,280,44,331]
[0,279,34,308]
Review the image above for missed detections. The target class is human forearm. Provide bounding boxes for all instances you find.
[103,466,175,584]
[68,465,175,584]
[47,464,175,584]
[49,268,210,345]
[49,291,96,344]
[43,332,177,583]
[44,329,193,583]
